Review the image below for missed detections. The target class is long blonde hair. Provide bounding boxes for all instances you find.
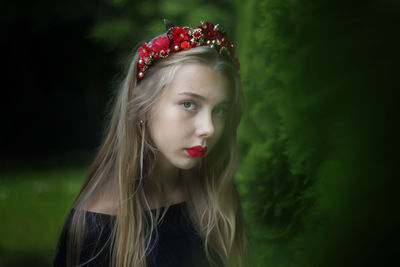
[65,46,247,267]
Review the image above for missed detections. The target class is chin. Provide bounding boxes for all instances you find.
[175,159,199,170]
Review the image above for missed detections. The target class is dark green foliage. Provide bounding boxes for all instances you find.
[236,0,399,266]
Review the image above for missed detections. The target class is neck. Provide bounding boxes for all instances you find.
[144,156,187,208]
[153,160,180,191]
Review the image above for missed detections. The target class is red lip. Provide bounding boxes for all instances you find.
[186,146,207,157]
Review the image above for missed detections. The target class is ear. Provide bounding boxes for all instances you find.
[139,113,149,122]
[138,111,151,124]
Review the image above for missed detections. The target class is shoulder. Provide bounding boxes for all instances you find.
[71,209,115,246]
[53,209,114,267]
[83,188,118,215]
[59,209,115,233]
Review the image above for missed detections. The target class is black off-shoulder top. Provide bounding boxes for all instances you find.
[53,202,218,267]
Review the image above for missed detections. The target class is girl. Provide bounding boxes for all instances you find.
[53,21,247,267]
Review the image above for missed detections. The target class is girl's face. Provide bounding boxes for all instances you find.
[148,64,230,170]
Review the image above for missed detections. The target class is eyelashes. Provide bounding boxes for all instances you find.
[182,101,196,110]
[181,101,227,117]
[212,107,227,117]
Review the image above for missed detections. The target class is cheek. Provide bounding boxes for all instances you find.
[149,106,191,143]
[215,122,224,138]
[210,119,225,145]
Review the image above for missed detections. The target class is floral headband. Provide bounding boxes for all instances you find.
[136,21,239,80]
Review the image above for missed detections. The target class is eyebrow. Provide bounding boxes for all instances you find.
[178,92,231,105]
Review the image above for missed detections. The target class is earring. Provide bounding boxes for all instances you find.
[132,119,146,198]
[139,119,145,183]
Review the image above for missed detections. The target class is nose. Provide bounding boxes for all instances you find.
[196,109,215,139]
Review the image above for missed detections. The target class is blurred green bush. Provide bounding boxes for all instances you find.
[236,0,398,266]
[0,168,86,266]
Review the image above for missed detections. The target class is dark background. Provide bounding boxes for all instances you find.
[1,0,399,266]
[1,0,115,165]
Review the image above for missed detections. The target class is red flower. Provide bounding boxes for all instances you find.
[138,42,151,57]
[170,26,190,45]
[151,34,170,53]
[195,22,223,41]
[181,41,190,50]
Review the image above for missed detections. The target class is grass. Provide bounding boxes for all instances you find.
[0,166,87,266]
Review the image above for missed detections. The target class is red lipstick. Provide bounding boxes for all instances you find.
[186,145,207,157]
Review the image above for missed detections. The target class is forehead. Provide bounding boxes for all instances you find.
[163,64,229,104]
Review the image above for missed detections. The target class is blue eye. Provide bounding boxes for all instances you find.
[182,101,196,110]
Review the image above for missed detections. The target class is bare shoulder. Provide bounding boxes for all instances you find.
[86,199,116,215]
[84,190,118,216]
